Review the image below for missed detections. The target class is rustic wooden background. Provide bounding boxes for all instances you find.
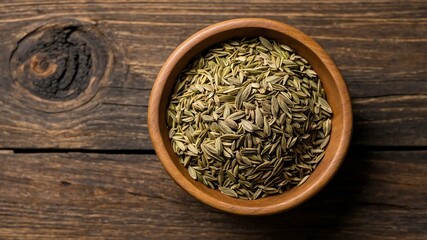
[0,0,426,239]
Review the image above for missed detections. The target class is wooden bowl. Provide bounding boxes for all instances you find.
[148,18,352,215]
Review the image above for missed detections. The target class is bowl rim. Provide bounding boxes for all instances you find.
[148,18,352,215]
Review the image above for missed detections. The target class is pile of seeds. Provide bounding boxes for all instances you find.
[167,37,332,200]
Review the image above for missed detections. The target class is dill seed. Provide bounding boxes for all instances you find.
[167,37,332,200]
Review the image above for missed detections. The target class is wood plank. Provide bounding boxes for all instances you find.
[0,0,426,149]
[0,150,425,239]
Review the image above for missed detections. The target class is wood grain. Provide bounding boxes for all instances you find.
[0,150,425,239]
[0,1,425,238]
[0,0,426,150]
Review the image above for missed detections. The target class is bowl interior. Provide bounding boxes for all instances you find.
[151,19,352,215]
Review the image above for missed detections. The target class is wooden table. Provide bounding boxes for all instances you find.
[0,1,426,239]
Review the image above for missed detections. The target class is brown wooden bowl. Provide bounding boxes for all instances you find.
[148,18,352,216]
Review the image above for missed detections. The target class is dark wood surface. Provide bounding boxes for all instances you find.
[0,0,426,239]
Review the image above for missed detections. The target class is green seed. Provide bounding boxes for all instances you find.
[167,37,332,200]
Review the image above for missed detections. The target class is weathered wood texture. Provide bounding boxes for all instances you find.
[0,151,425,239]
[0,0,426,150]
[0,1,426,239]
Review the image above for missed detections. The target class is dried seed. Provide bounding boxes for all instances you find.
[219,187,238,198]
[221,134,241,140]
[225,118,239,129]
[259,36,273,50]
[187,144,199,154]
[168,36,332,200]
[241,120,254,132]
[318,97,332,114]
[255,106,264,128]
[188,166,197,180]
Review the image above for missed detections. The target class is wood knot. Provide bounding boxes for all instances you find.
[10,20,111,101]
[30,54,58,77]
